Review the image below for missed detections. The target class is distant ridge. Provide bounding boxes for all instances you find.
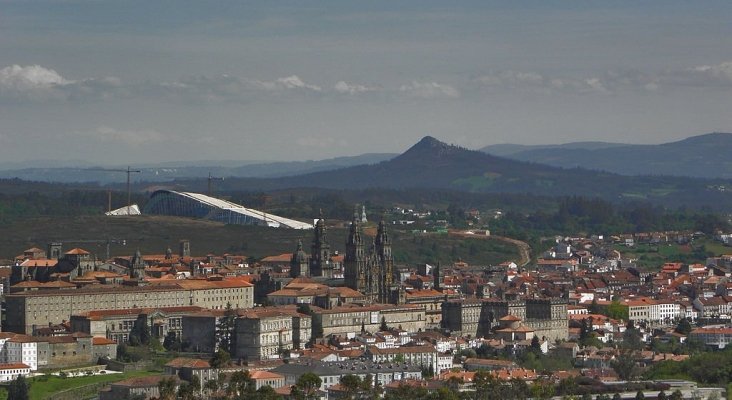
[481,132,732,179]
[0,153,396,184]
[186,135,732,211]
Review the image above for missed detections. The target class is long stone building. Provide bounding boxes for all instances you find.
[180,306,311,358]
[4,278,254,334]
[441,298,568,341]
[312,303,425,338]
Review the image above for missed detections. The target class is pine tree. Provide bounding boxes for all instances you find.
[8,375,30,400]
[128,315,151,346]
[675,318,692,335]
[530,335,542,355]
[216,302,237,353]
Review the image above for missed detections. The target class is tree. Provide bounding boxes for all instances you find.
[228,370,256,396]
[530,380,555,400]
[341,374,363,399]
[611,349,639,381]
[530,335,542,355]
[623,326,644,351]
[293,372,322,400]
[216,302,237,354]
[556,377,578,396]
[8,375,30,400]
[256,385,281,400]
[163,331,182,351]
[658,390,667,400]
[589,298,601,314]
[380,316,389,331]
[607,300,629,321]
[613,394,622,400]
[635,390,645,400]
[177,381,196,400]
[210,349,231,369]
[158,377,177,400]
[203,377,220,396]
[675,318,692,335]
[669,390,683,400]
[128,315,151,346]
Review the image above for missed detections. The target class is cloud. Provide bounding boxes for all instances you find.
[475,70,544,87]
[155,74,250,101]
[0,64,70,90]
[0,64,123,101]
[255,75,321,91]
[399,81,460,98]
[475,69,616,94]
[692,61,732,80]
[333,80,376,95]
[474,62,732,94]
[669,61,732,87]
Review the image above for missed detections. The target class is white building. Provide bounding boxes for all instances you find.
[689,327,732,349]
[651,301,682,325]
[5,336,38,371]
[0,363,31,381]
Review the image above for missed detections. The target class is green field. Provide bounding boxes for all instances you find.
[0,215,519,266]
[613,237,731,270]
[0,370,159,400]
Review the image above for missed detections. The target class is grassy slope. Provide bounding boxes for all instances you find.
[0,215,519,266]
[613,237,731,270]
[0,370,159,400]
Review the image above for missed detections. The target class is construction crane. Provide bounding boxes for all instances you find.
[53,238,127,261]
[207,172,224,197]
[83,166,141,214]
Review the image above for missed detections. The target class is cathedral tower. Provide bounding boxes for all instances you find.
[130,249,146,280]
[290,240,309,278]
[374,219,394,303]
[310,212,333,278]
[344,206,366,292]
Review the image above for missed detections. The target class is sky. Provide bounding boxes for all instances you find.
[1,1,731,165]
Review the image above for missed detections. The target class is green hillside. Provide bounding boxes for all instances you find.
[0,215,519,266]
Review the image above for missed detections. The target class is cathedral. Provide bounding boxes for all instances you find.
[344,207,397,304]
[290,212,338,279]
[288,206,398,304]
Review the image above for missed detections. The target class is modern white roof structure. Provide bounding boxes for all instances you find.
[144,190,313,229]
[105,204,141,216]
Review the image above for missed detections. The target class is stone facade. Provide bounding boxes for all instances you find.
[312,304,425,338]
[233,308,311,360]
[181,306,311,358]
[442,298,568,341]
[70,306,204,344]
[5,278,254,334]
[235,310,294,360]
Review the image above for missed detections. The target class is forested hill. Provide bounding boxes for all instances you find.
[481,132,732,179]
[167,136,732,211]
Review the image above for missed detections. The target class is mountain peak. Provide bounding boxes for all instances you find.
[406,136,453,153]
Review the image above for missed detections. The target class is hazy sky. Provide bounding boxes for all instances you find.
[1,1,731,164]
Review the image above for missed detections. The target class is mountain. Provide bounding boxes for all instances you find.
[174,136,732,210]
[481,132,732,179]
[0,153,396,183]
[482,141,626,157]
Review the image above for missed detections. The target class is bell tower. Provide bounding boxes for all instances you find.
[344,206,366,291]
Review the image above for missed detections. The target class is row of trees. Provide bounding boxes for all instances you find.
[157,371,322,400]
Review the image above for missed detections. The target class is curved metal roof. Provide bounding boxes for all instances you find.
[146,190,313,229]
